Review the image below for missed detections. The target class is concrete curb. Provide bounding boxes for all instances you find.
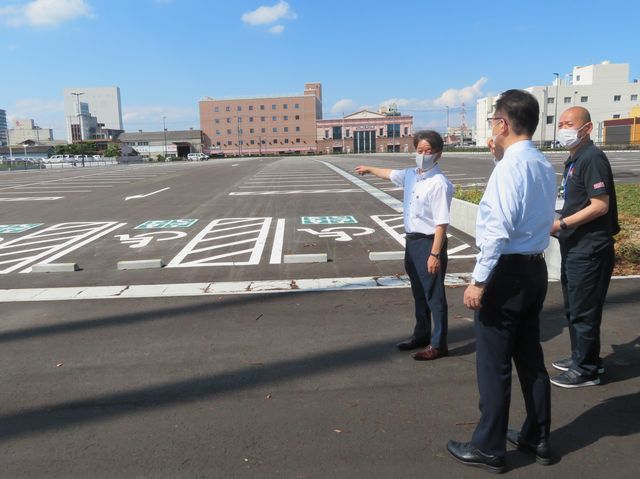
[31,263,79,273]
[369,251,404,261]
[449,198,561,281]
[283,254,328,264]
[117,259,164,270]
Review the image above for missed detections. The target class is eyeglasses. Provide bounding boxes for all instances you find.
[486,117,507,129]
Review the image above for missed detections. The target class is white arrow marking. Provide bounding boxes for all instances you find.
[125,187,170,201]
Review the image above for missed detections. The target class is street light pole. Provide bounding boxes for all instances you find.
[70,92,85,142]
[163,116,167,158]
[553,73,560,147]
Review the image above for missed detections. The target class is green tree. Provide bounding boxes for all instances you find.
[104,144,122,158]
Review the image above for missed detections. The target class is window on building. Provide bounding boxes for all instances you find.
[379,128,384,136]
[296,138,300,143]
[261,116,265,122]
[226,118,231,123]
[260,105,265,110]
[250,128,254,133]
[283,104,288,109]
[227,129,232,134]
[214,107,219,112]
[332,126,342,139]
[576,75,581,81]
[226,106,230,112]
[613,95,621,102]
[546,115,554,124]
[346,129,350,137]
[580,96,588,103]
[632,94,638,101]
[272,116,277,121]
[238,117,242,123]
[261,128,266,133]
[249,105,254,111]
[547,97,554,104]
[239,128,243,134]
[250,140,255,145]
[564,97,572,103]
[249,117,253,122]
[227,140,232,145]
[237,106,242,111]
[388,123,400,137]
[284,127,289,132]
[273,127,277,132]
[324,129,329,139]
[284,138,289,143]
[295,126,300,132]
[294,103,300,109]
[216,141,221,146]
[613,114,621,119]
[215,119,220,124]
[215,130,221,135]
[272,104,276,110]
[295,115,300,120]
[284,115,288,121]
[404,127,409,135]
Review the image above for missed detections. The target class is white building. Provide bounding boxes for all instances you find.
[63,87,123,143]
[9,119,54,144]
[476,62,640,147]
[0,109,7,145]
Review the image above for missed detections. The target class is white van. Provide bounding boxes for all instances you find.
[187,153,208,161]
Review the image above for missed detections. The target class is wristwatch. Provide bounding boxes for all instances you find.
[430,252,440,259]
[471,279,486,287]
[559,218,569,230]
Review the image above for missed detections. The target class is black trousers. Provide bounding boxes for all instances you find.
[560,243,615,377]
[404,235,448,348]
[471,257,551,456]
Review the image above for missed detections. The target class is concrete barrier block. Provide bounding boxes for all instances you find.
[283,253,327,264]
[32,263,79,273]
[117,259,164,270]
[369,251,404,261]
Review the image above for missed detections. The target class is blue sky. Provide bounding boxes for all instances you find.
[1,0,638,139]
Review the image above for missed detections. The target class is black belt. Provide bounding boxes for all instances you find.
[500,253,544,262]
[405,232,435,240]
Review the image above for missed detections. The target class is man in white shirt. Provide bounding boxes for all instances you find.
[356,131,453,361]
[447,90,557,473]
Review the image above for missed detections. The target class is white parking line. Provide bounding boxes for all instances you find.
[229,189,363,195]
[269,219,286,264]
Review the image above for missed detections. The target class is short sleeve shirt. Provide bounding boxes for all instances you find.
[389,165,453,235]
[558,140,619,253]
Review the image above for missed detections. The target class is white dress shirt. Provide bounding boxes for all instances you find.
[473,140,556,282]
[390,164,454,235]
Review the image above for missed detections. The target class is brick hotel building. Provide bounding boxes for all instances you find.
[199,83,322,156]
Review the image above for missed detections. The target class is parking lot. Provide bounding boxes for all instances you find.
[1,154,639,478]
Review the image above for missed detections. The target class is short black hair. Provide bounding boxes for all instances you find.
[495,89,539,136]
[413,130,444,152]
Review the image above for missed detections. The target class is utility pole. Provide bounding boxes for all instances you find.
[70,92,85,142]
[553,73,560,147]
[342,112,345,154]
[446,106,450,145]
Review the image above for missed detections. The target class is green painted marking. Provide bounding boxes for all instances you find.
[0,223,43,233]
[301,216,358,225]
[135,219,198,230]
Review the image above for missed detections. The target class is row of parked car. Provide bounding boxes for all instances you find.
[44,155,104,164]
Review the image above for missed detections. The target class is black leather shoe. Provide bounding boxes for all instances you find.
[506,429,552,465]
[396,335,429,351]
[447,440,506,474]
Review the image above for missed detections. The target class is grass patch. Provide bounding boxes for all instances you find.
[614,183,640,274]
[454,188,483,205]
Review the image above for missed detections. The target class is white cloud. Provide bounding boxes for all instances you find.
[0,0,93,28]
[380,77,489,111]
[268,24,284,34]
[122,105,199,130]
[330,98,357,114]
[241,1,296,29]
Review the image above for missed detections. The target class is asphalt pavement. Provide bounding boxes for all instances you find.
[0,155,638,478]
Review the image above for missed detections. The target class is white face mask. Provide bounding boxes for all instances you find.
[416,153,438,171]
[558,124,588,148]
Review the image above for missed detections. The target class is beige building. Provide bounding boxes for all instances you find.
[199,83,322,156]
[9,119,54,144]
[316,110,414,154]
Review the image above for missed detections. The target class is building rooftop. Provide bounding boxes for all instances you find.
[120,130,202,141]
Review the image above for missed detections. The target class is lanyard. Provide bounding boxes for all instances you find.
[562,162,575,200]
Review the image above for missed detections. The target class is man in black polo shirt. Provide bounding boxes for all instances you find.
[550,106,620,388]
